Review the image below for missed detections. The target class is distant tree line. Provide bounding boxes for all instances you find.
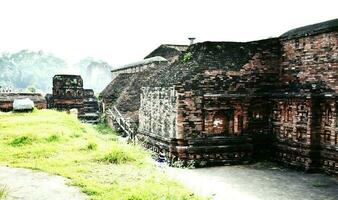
[0,50,112,93]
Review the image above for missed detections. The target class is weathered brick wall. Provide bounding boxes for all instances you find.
[111,61,166,80]
[272,96,315,170]
[319,97,338,175]
[144,44,188,64]
[280,32,338,92]
[52,75,84,110]
[138,87,177,139]
[274,30,338,174]
[101,61,169,122]
[137,40,280,163]
[175,39,280,138]
[271,95,338,174]
[126,20,338,171]
[0,93,47,111]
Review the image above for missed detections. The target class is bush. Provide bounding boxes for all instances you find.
[183,52,192,63]
[0,186,7,200]
[9,136,32,147]
[86,142,97,150]
[101,147,136,164]
[45,134,60,142]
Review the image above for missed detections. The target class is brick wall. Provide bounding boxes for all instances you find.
[281,32,338,92]
[139,87,177,139]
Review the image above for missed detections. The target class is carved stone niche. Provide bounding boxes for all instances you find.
[296,128,307,143]
[321,130,332,145]
[204,108,234,135]
[323,103,333,127]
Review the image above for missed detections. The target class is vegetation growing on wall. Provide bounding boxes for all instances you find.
[182,52,192,63]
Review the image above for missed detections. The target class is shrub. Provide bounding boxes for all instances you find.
[0,186,7,200]
[94,123,114,135]
[86,142,97,150]
[100,146,137,164]
[45,134,60,142]
[101,150,133,164]
[183,52,192,63]
[9,136,32,147]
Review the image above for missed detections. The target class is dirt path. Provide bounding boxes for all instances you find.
[0,166,87,200]
[166,162,338,200]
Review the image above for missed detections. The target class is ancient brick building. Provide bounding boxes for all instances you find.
[51,74,99,123]
[101,19,338,175]
[100,44,187,121]
[0,92,46,111]
[52,75,84,110]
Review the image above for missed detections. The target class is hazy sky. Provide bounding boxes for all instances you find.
[0,0,337,68]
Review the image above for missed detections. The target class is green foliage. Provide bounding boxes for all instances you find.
[93,123,114,135]
[0,110,202,200]
[45,134,60,142]
[26,85,37,93]
[86,142,97,150]
[183,52,193,63]
[0,50,67,91]
[100,144,144,164]
[75,58,113,93]
[9,136,33,147]
[0,186,7,200]
[312,181,329,187]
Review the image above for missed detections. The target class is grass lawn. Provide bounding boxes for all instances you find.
[0,186,6,200]
[0,109,200,200]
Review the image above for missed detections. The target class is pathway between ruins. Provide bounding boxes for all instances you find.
[166,162,338,200]
[0,166,87,200]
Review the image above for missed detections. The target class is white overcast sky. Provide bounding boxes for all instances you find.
[0,0,337,67]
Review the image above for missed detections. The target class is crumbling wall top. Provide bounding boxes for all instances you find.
[280,18,338,40]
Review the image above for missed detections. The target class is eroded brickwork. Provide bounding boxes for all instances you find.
[281,32,338,92]
[0,93,47,111]
[51,75,99,123]
[105,19,338,174]
[139,87,177,139]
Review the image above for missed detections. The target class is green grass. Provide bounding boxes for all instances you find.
[0,110,200,200]
[0,186,7,200]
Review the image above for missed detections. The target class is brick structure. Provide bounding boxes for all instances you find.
[50,74,99,123]
[0,93,46,111]
[52,74,84,110]
[102,19,338,175]
[78,89,100,123]
[100,56,170,122]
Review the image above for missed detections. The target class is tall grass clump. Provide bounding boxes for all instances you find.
[0,186,7,200]
[9,136,33,147]
[100,144,142,164]
[45,134,60,142]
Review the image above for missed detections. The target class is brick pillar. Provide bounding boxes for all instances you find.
[309,96,322,171]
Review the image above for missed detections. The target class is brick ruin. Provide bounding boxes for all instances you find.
[49,74,100,123]
[0,92,46,111]
[100,44,187,122]
[101,19,338,175]
[78,89,100,123]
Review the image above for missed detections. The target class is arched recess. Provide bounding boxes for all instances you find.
[212,111,229,134]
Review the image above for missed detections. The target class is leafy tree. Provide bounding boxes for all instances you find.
[0,50,67,92]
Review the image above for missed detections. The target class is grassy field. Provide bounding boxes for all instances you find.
[0,186,6,200]
[0,109,200,200]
